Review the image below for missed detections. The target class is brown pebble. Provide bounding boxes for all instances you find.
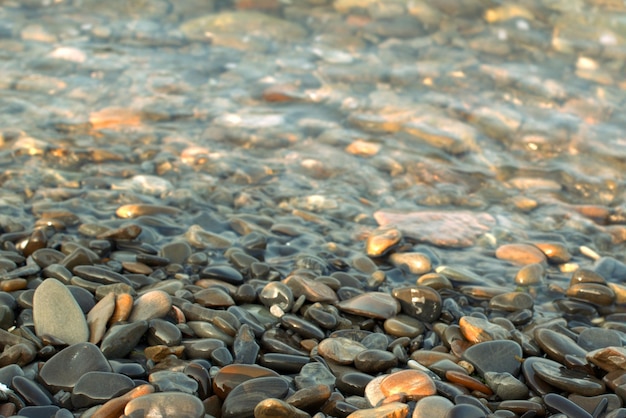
[87,292,116,344]
[533,242,571,264]
[91,384,155,418]
[346,401,409,418]
[444,370,493,395]
[366,226,402,257]
[254,398,310,418]
[495,243,546,265]
[0,278,27,292]
[379,370,436,401]
[109,293,133,324]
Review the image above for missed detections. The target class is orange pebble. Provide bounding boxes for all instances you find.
[445,370,493,396]
[109,293,134,324]
[91,384,154,418]
[0,279,27,292]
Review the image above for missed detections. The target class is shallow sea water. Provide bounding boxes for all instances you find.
[2,1,624,283]
[1,0,626,415]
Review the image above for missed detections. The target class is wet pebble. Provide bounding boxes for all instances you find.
[221,376,290,418]
[317,337,367,365]
[354,349,398,374]
[366,225,402,257]
[71,371,134,409]
[124,392,205,418]
[532,358,605,395]
[459,316,510,343]
[128,290,172,322]
[38,342,112,393]
[33,278,89,345]
[392,286,442,322]
[337,292,400,320]
[484,371,529,400]
[379,369,437,401]
[462,340,523,377]
[495,243,547,265]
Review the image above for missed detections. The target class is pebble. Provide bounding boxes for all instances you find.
[221,376,290,418]
[71,371,134,409]
[337,292,401,319]
[33,278,89,345]
[379,369,437,400]
[317,337,367,365]
[128,290,172,322]
[389,252,432,275]
[459,316,510,343]
[124,392,205,418]
[254,398,310,418]
[392,286,442,322]
[366,225,402,257]
[531,358,606,395]
[495,243,547,265]
[587,346,626,372]
[413,395,454,418]
[461,340,523,377]
[347,402,409,418]
[38,343,112,393]
[484,371,529,400]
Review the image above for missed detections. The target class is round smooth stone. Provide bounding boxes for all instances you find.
[73,265,132,286]
[221,376,290,418]
[33,278,89,345]
[317,337,367,364]
[533,328,587,364]
[445,403,489,418]
[392,285,442,322]
[294,362,336,389]
[389,252,432,275]
[568,394,622,416]
[532,358,605,395]
[38,343,112,393]
[158,241,192,265]
[462,340,523,377]
[336,372,373,396]
[100,321,149,359]
[12,375,53,406]
[182,338,225,359]
[282,275,338,303]
[71,371,134,409]
[566,283,615,306]
[347,402,409,418]
[354,349,398,374]
[286,384,332,411]
[489,292,534,312]
[578,328,622,351]
[459,316,509,343]
[211,346,234,366]
[534,242,571,264]
[124,392,204,418]
[515,263,545,286]
[201,265,244,286]
[570,268,607,285]
[413,395,454,418]
[305,306,338,330]
[194,287,235,308]
[254,398,309,418]
[212,364,279,400]
[147,318,182,346]
[149,370,198,394]
[336,292,400,320]
[495,243,546,265]
[384,314,425,338]
[259,282,294,311]
[128,290,172,322]
[280,314,325,340]
[259,353,310,374]
[543,393,593,418]
[484,372,529,400]
[379,369,436,401]
[366,225,401,257]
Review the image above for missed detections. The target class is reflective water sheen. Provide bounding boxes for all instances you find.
[1,0,626,306]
